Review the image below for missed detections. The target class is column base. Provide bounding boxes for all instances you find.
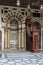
[4,48,10,51]
[18,47,25,51]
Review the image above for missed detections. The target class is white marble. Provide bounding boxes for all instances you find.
[0,51,43,65]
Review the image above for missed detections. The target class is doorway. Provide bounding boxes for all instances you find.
[32,21,41,50]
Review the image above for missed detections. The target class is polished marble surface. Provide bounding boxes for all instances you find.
[0,51,43,65]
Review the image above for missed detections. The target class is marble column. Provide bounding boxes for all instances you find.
[22,23,25,50]
[18,22,22,50]
[7,29,10,49]
[0,28,4,51]
[4,28,8,50]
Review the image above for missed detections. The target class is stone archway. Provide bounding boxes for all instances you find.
[4,11,26,51]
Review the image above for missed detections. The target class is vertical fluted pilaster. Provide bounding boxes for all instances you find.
[7,29,10,49]
[18,22,22,50]
[22,23,25,50]
[4,29,8,50]
[4,28,10,50]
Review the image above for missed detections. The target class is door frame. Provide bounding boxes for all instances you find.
[41,28,43,50]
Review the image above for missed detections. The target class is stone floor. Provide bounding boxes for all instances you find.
[0,50,43,65]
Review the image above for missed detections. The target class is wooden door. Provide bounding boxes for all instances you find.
[0,31,2,50]
[32,30,40,52]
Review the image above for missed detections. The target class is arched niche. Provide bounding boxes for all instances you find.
[10,19,18,49]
